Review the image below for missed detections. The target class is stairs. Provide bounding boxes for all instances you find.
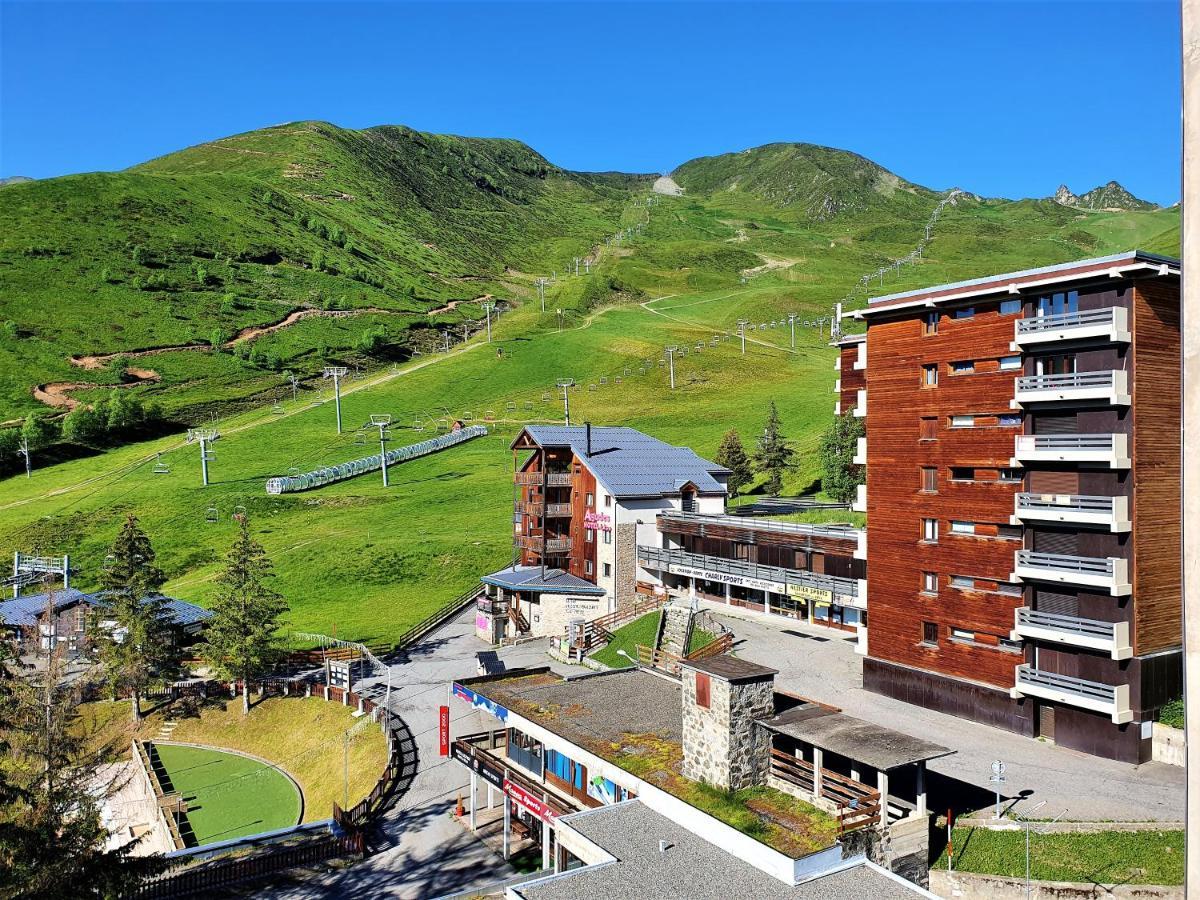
[657,604,695,657]
[157,720,177,741]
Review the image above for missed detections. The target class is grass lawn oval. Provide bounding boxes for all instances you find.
[151,743,302,846]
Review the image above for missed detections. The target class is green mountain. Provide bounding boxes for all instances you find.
[1054,180,1158,211]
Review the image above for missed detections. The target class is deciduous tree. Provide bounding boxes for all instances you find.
[819,413,865,504]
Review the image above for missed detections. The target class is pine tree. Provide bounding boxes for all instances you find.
[752,401,795,497]
[200,515,289,715]
[819,413,865,504]
[714,429,753,497]
[0,634,166,896]
[93,516,179,724]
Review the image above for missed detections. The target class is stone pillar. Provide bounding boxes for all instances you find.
[615,522,638,610]
[681,656,778,791]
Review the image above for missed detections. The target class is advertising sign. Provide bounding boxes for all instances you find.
[477,758,504,789]
[583,510,613,532]
[504,778,557,822]
[438,705,450,757]
[451,742,473,768]
[452,683,510,723]
[787,583,835,604]
[667,562,785,595]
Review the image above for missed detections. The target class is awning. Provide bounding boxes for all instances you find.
[761,704,955,771]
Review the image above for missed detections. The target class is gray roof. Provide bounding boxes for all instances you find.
[512,800,931,899]
[683,653,778,683]
[762,705,954,771]
[515,426,729,499]
[0,588,90,627]
[481,565,606,596]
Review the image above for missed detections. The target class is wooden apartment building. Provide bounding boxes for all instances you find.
[841,251,1182,762]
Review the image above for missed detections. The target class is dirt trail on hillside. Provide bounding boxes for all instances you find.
[35,369,162,410]
[426,295,491,316]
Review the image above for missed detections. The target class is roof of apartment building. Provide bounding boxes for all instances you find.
[849,250,1180,320]
[0,589,214,629]
[513,426,729,499]
[482,565,608,596]
[512,800,933,899]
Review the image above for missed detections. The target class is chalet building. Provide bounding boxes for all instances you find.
[842,250,1181,763]
[637,512,867,636]
[476,425,729,641]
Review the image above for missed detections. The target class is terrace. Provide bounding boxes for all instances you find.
[1011,607,1132,660]
[1011,306,1131,349]
[1011,549,1131,596]
[1011,492,1130,532]
[1010,664,1133,724]
[1011,433,1130,468]
[1012,370,1130,407]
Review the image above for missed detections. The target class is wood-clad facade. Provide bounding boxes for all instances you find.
[853,253,1182,762]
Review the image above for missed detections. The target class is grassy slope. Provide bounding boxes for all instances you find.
[590,611,716,668]
[0,121,644,419]
[153,743,301,844]
[0,135,1180,646]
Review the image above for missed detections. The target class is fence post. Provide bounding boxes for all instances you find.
[324,684,330,702]
[343,689,350,707]
[230,681,237,698]
[357,696,364,716]
[306,683,312,698]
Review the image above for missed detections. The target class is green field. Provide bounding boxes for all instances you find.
[0,126,1181,647]
[590,611,717,668]
[152,743,301,845]
[933,826,1184,886]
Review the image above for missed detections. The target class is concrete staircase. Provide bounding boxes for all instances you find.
[657,604,695,657]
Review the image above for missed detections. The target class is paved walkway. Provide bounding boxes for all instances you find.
[703,605,1185,823]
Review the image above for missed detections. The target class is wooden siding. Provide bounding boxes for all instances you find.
[1131,278,1182,655]
[659,518,859,556]
[839,343,865,413]
[864,302,1025,689]
[566,463,598,581]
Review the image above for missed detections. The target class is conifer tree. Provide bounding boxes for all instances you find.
[714,429,753,497]
[752,401,795,496]
[819,413,865,504]
[200,515,289,715]
[93,516,179,724]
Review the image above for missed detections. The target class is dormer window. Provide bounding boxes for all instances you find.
[682,490,696,513]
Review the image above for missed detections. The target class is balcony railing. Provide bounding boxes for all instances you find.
[516,501,572,517]
[1012,607,1132,660]
[1012,493,1130,532]
[515,535,572,555]
[1012,307,1131,348]
[1013,371,1129,407]
[513,471,572,487]
[853,436,866,466]
[1011,664,1132,724]
[853,389,867,417]
[657,511,862,543]
[1011,550,1130,596]
[637,545,860,603]
[1011,433,1129,468]
[853,483,866,513]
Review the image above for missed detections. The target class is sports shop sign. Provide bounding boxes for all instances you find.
[665,561,836,604]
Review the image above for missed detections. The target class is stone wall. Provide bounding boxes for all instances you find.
[681,668,773,791]
[1152,723,1185,767]
[614,522,638,610]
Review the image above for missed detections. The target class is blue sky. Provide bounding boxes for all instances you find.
[1,1,1181,203]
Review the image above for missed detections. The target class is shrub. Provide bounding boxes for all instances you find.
[1160,698,1184,729]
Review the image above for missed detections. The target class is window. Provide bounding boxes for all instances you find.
[603,529,612,545]
[921,467,937,492]
[586,529,595,543]
[950,575,975,590]
[950,627,975,642]
[585,559,594,575]
[997,582,1023,596]
[950,520,976,535]
[695,672,711,708]
[949,467,974,481]
[922,572,938,594]
[923,312,939,336]
[1000,299,1021,315]
[950,415,974,428]
[919,416,938,440]
[922,621,939,645]
[996,525,1023,540]
[922,364,939,388]
[1038,354,1076,376]
[922,518,939,542]
[586,492,594,507]
[998,468,1022,483]
[999,637,1023,652]
[998,413,1022,427]
[1038,290,1079,317]
[999,355,1021,370]
[604,494,612,508]
[953,307,975,319]
[734,543,751,560]
[951,360,975,375]
[603,563,612,578]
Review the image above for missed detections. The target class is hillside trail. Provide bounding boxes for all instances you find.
[640,289,795,355]
[33,368,163,410]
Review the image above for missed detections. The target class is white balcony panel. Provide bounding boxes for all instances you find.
[1011,434,1129,469]
[1011,307,1130,349]
[1012,370,1130,408]
[1012,607,1132,660]
[853,437,866,466]
[854,343,867,370]
[853,389,867,417]
[1011,550,1130,596]
[1011,664,1132,724]
[853,483,867,513]
[1011,493,1130,532]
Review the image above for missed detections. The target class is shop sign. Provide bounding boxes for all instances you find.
[583,511,612,532]
[438,706,450,757]
[667,562,784,595]
[476,757,505,790]
[451,743,473,768]
[504,778,557,822]
[452,683,509,723]
[787,584,834,604]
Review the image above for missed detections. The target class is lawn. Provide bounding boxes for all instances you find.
[589,611,717,669]
[932,826,1185,886]
[151,743,301,846]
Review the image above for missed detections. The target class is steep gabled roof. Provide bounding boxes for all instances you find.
[513,426,728,499]
[0,588,90,627]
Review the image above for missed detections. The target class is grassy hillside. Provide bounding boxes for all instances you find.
[0,125,1180,647]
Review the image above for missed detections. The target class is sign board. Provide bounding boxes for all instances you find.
[666,562,785,595]
[452,683,509,723]
[504,778,557,822]
[438,706,450,757]
[564,596,601,616]
[477,757,504,790]
[583,511,612,532]
[451,742,473,768]
[787,583,834,604]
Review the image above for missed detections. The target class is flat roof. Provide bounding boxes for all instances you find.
[481,565,607,596]
[762,705,954,771]
[852,250,1179,320]
[512,800,932,899]
[657,511,862,543]
[463,667,682,752]
[683,654,778,683]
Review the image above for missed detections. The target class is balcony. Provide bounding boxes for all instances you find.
[1010,665,1132,724]
[1012,607,1132,660]
[1012,371,1129,408]
[853,483,866,513]
[515,535,572,555]
[1012,493,1130,532]
[1011,307,1130,350]
[513,471,572,487]
[1011,434,1129,469]
[853,342,867,371]
[853,437,866,466]
[1011,550,1130,596]
[515,501,572,518]
[833,377,842,393]
[853,389,867,417]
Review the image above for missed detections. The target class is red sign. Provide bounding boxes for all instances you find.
[504,778,557,822]
[438,705,450,757]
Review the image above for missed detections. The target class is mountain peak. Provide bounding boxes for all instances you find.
[1053,180,1156,211]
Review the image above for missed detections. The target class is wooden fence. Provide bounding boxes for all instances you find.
[769,749,881,834]
[635,630,735,676]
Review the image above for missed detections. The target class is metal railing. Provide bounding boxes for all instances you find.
[1015,307,1121,336]
[656,511,861,542]
[1016,607,1117,641]
[1015,371,1117,392]
[1015,434,1117,453]
[637,545,859,599]
[515,535,572,554]
[1014,665,1120,706]
[515,501,572,517]
[1016,493,1117,515]
[1015,550,1117,578]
